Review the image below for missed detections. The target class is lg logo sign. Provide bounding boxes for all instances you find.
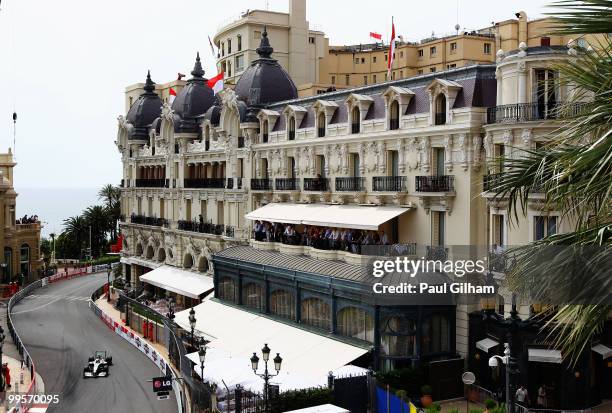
[152,376,173,393]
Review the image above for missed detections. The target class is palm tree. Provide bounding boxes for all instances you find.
[62,215,87,259]
[83,205,111,258]
[98,184,121,241]
[490,0,612,362]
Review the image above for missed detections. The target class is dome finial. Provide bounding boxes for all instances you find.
[191,52,205,78]
[144,70,155,93]
[256,26,274,58]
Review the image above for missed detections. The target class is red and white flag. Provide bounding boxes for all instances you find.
[369,32,382,41]
[207,71,224,94]
[387,17,396,78]
[169,87,177,104]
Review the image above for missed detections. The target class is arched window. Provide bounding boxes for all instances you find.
[217,277,236,302]
[288,117,296,140]
[300,297,331,331]
[158,248,166,263]
[270,289,295,320]
[242,282,265,312]
[435,94,446,125]
[317,112,326,137]
[380,316,417,357]
[262,120,269,143]
[351,106,360,134]
[389,100,400,130]
[421,314,450,353]
[183,253,194,269]
[337,306,374,343]
[198,256,209,272]
[146,245,154,260]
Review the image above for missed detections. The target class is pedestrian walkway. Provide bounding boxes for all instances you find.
[0,300,45,413]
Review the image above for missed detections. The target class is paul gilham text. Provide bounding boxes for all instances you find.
[373,282,495,295]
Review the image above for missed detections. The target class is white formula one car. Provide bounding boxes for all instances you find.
[83,351,113,378]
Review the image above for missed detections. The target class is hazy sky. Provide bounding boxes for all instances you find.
[0,0,551,189]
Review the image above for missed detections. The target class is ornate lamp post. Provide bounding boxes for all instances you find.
[0,326,5,391]
[250,343,282,413]
[188,307,196,347]
[198,340,207,381]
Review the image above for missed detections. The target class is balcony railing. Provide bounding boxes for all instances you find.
[483,173,544,193]
[426,245,448,260]
[251,178,273,191]
[130,214,168,227]
[224,226,235,238]
[351,123,360,134]
[373,176,407,192]
[434,113,446,125]
[183,178,225,189]
[415,175,455,192]
[303,177,330,191]
[275,178,300,191]
[486,101,587,124]
[177,220,224,236]
[389,118,400,130]
[335,177,365,192]
[135,179,165,188]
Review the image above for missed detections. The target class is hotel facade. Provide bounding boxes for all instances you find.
[116,21,611,409]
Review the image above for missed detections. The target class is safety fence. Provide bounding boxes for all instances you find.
[90,286,185,413]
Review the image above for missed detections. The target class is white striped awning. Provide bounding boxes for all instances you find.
[528,348,563,364]
[245,203,412,231]
[476,338,499,352]
[139,265,214,299]
[592,344,612,359]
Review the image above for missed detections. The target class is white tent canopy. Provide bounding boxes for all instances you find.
[476,338,499,352]
[138,265,214,299]
[245,203,411,231]
[176,297,369,392]
[528,348,563,364]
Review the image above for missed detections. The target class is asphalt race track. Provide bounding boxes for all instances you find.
[11,273,177,413]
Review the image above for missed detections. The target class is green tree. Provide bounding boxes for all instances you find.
[98,184,121,241]
[62,215,87,259]
[83,205,111,258]
[490,0,612,362]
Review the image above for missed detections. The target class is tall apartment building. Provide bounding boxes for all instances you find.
[0,150,42,286]
[117,24,610,409]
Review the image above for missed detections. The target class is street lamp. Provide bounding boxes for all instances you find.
[106,263,112,302]
[198,340,207,381]
[251,343,282,413]
[188,307,196,347]
[0,326,5,391]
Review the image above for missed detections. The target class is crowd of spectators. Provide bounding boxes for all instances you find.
[252,220,391,254]
[16,214,39,224]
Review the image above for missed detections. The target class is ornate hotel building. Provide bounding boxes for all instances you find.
[117,25,610,407]
[0,150,43,286]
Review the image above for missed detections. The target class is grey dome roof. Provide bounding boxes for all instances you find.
[126,71,162,140]
[171,53,215,133]
[235,28,297,107]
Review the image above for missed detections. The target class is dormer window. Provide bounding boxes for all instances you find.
[351,106,360,134]
[435,94,446,125]
[262,119,269,143]
[288,117,296,140]
[389,101,400,130]
[317,112,326,137]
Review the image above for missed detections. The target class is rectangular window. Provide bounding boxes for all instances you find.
[227,39,232,54]
[399,70,403,78]
[309,36,315,44]
[351,153,360,177]
[400,51,404,58]
[418,49,424,58]
[430,46,437,56]
[384,54,388,61]
[373,56,377,63]
[363,75,368,85]
[361,57,365,63]
[221,42,225,56]
[237,35,242,51]
[534,216,557,240]
[433,147,445,176]
[331,75,336,84]
[450,42,457,53]
[355,58,360,64]
[484,43,492,54]
[235,54,245,72]
[430,67,436,73]
[432,211,446,246]
[493,214,505,247]
[388,151,399,176]
[373,74,377,83]
[392,71,396,80]
[418,69,423,75]
[540,37,551,46]
[345,74,350,85]
[447,63,457,69]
